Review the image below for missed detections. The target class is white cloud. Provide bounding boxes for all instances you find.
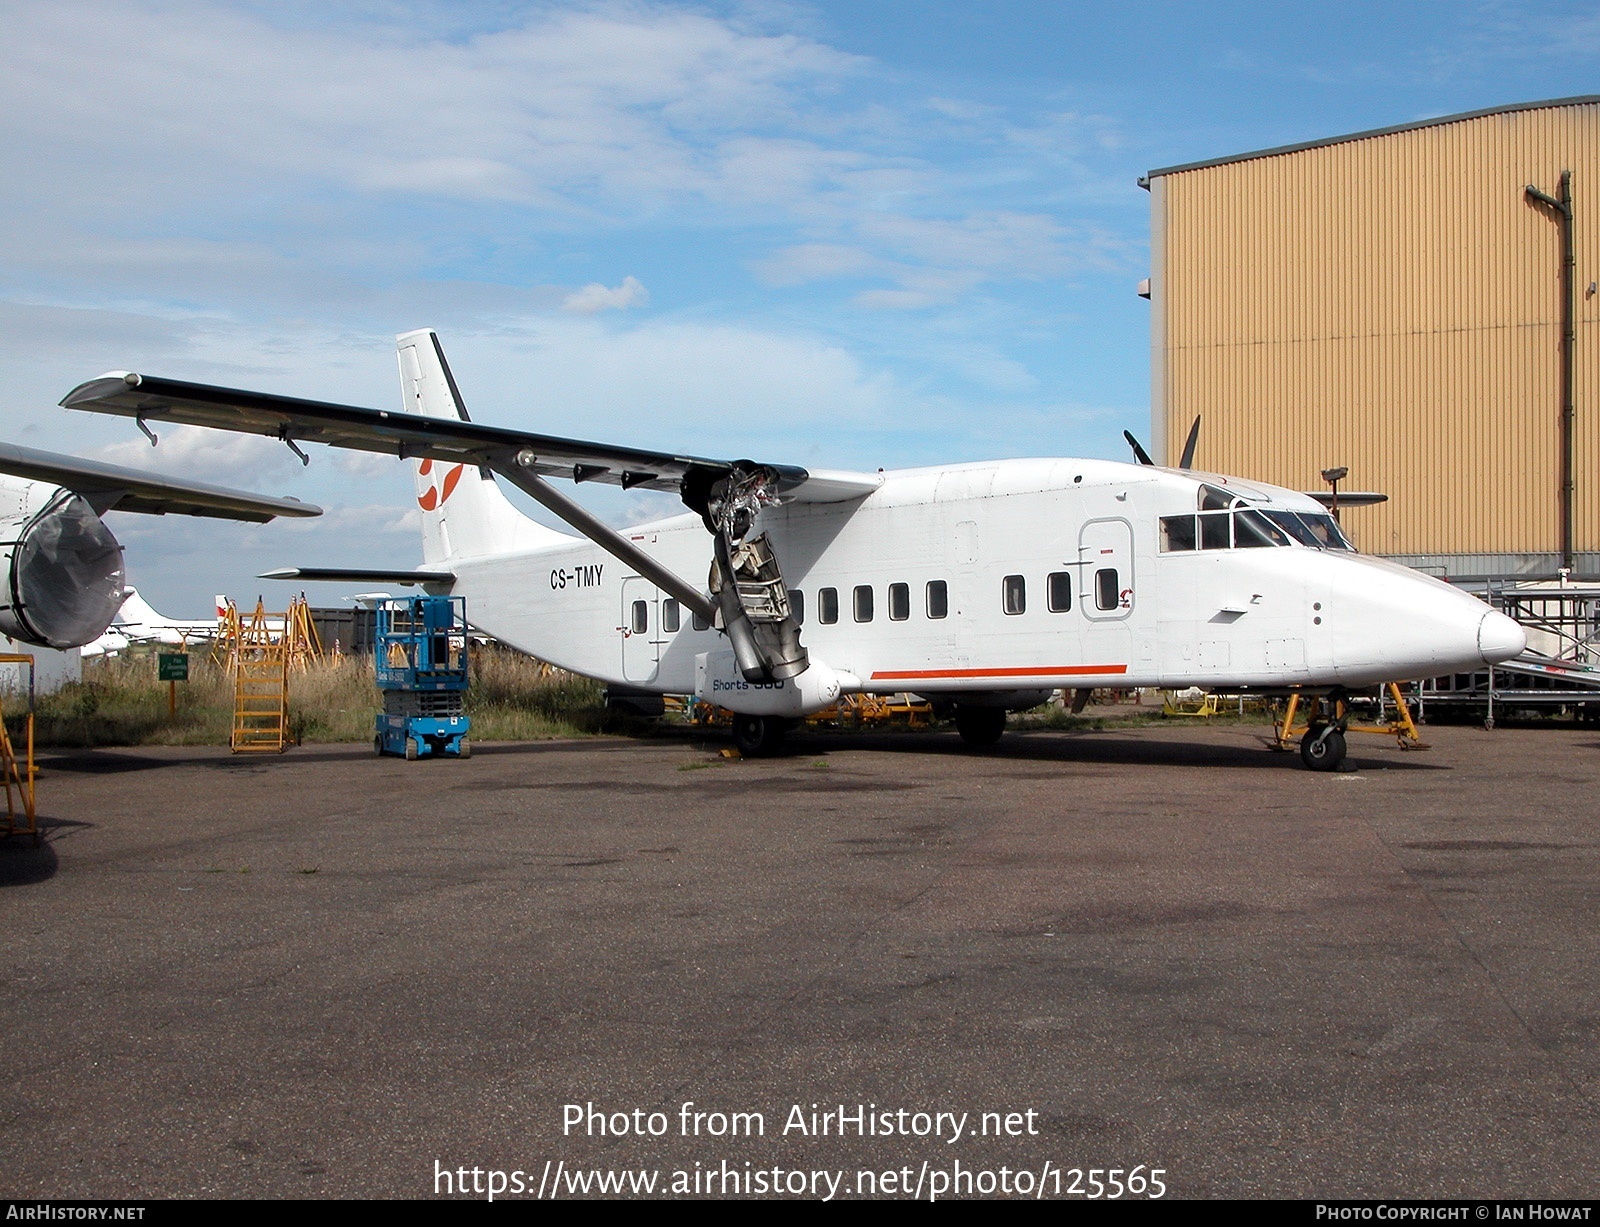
[752,243,882,285]
[96,424,304,490]
[562,276,649,314]
[0,3,867,216]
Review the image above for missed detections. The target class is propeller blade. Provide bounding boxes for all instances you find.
[1123,430,1155,466]
[1178,415,1202,470]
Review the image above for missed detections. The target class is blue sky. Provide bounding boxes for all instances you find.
[2,0,1596,614]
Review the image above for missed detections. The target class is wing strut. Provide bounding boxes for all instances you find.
[498,454,716,624]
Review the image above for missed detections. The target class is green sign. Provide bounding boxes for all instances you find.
[158,653,189,682]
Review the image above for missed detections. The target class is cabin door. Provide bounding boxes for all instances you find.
[1079,518,1134,620]
[620,577,660,684]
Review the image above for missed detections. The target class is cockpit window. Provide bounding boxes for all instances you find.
[1199,484,1234,511]
[1234,509,1290,548]
[1303,513,1354,551]
[1161,515,1197,551]
[1263,509,1322,547]
[1263,510,1355,551]
[1160,505,1346,553]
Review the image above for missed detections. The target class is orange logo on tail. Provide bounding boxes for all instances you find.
[417,459,465,511]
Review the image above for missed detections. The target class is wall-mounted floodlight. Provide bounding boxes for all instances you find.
[1321,467,1349,522]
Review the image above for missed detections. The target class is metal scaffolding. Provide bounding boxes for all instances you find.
[1417,580,1600,723]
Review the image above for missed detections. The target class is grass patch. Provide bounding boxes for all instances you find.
[7,645,606,748]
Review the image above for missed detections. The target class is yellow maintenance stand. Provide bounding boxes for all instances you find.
[0,654,38,845]
[1273,684,1429,762]
[220,596,322,753]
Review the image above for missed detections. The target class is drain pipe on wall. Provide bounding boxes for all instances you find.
[1525,172,1576,572]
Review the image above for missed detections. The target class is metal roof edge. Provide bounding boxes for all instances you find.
[1141,95,1600,183]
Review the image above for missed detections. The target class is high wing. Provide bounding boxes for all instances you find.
[63,338,882,685]
[0,440,322,522]
[60,372,882,505]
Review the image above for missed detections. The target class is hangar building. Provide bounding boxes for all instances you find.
[1141,97,1599,582]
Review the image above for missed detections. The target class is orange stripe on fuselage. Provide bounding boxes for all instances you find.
[869,664,1128,681]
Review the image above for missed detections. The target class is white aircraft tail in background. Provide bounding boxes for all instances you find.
[82,586,227,657]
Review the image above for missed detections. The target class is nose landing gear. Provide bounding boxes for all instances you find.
[1299,721,1347,772]
[1279,690,1352,772]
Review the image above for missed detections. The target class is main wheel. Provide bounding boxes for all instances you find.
[954,705,1006,747]
[1300,725,1346,772]
[731,714,788,757]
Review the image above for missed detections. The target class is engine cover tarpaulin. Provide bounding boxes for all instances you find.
[0,489,125,649]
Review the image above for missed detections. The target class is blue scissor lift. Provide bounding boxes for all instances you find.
[374,595,471,760]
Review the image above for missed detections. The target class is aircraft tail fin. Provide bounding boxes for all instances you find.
[114,586,159,627]
[396,330,571,563]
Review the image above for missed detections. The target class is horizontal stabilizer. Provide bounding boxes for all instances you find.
[61,372,881,504]
[258,567,455,586]
[0,441,322,522]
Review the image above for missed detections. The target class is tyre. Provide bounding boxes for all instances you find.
[457,739,471,759]
[1300,725,1346,772]
[731,714,788,757]
[954,705,1006,747]
[404,737,419,762]
[374,734,384,756]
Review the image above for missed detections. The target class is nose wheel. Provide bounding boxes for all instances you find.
[1299,723,1347,771]
[1297,689,1352,771]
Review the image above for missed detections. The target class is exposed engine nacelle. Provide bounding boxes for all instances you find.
[0,484,125,649]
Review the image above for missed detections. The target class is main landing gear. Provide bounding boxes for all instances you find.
[954,705,1007,747]
[731,714,792,757]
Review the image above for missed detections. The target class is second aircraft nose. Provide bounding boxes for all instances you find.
[1478,609,1526,665]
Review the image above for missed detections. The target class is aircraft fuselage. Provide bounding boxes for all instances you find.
[447,457,1518,707]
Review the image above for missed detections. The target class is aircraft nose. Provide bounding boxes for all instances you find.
[1478,609,1526,665]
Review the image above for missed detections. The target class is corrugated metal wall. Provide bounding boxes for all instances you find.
[1152,101,1600,560]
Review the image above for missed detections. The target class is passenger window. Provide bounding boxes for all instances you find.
[790,589,804,625]
[631,600,648,634]
[1161,515,1196,552]
[1095,568,1120,611]
[1047,572,1072,612]
[662,599,680,633]
[819,587,839,625]
[853,585,874,622]
[1199,511,1230,550]
[888,582,909,621]
[692,607,711,632]
[926,580,948,619]
[1003,574,1026,615]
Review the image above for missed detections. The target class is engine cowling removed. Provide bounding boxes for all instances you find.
[0,487,125,649]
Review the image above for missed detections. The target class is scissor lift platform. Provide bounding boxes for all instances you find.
[373,596,471,760]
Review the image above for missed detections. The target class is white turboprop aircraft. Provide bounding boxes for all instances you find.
[62,330,1525,770]
[0,441,320,653]
[81,587,231,657]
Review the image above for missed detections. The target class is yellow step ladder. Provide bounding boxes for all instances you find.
[232,644,289,753]
[0,654,37,844]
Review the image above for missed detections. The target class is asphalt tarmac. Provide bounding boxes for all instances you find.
[2,720,1597,1200]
